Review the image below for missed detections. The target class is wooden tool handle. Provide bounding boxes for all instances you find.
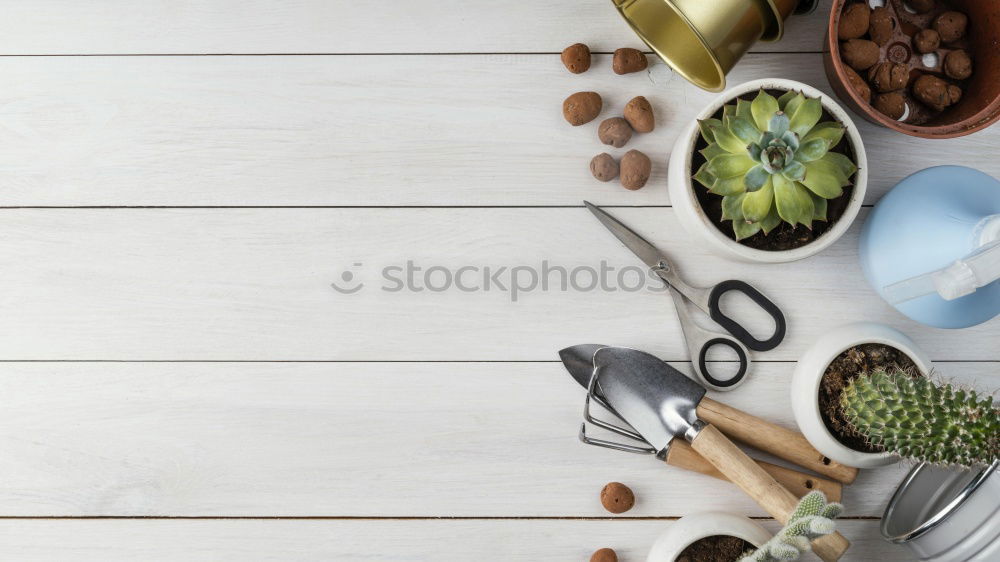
[690,424,850,562]
[665,440,842,501]
[698,397,859,484]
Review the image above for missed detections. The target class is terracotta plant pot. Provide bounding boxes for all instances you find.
[824,0,1000,138]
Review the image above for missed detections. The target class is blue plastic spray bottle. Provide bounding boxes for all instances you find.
[860,166,1000,329]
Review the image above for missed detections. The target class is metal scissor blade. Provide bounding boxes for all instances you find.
[583,201,668,270]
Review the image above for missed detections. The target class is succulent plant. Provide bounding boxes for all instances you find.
[693,89,858,240]
[739,491,843,562]
[841,369,1000,468]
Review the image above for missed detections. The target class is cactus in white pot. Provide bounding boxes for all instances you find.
[738,492,843,561]
[840,369,1000,468]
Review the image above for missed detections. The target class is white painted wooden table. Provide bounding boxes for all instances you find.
[0,2,997,560]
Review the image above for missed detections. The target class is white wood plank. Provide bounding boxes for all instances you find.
[1,208,997,361]
[2,53,998,207]
[0,0,833,55]
[0,519,907,562]
[0,361,994,517]
[0,518,906,561]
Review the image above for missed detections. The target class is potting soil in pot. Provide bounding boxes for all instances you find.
[691,90,856,252]
[819,343,919,452]
[676,535,755,562]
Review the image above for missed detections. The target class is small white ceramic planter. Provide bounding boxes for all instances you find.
[646,511,771,562]
[791,322,933,468]
[667,78,868,263]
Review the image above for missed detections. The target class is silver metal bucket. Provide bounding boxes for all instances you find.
[882,460,1000,561]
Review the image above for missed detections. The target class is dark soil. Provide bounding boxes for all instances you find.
[819,343,920,452]
[691,89,856,252]
[677,535,755,562]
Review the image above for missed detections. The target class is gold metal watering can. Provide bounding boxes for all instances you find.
[612,0,818,92]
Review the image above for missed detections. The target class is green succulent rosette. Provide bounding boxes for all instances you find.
[693,89,858,240]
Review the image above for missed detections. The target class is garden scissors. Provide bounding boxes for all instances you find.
[584,201,786,391]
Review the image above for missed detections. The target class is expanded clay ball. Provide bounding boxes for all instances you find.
[913,74,952,111]
[869,7,894,45]
[838,3,870,40]
[874,92,906,119]
[841,39,880,71]
[613,48,648,75]
[598,117,633,148]
[561,43,591,74]
[868,62,909,92]
[908,0,935,13]
[563,92,603,126]
[590,548,618,562]
[620,150,651,191]
[934,11,968,43]
[944,50,972,80]
[845,66,872,102]
[914,29,940,54]
[600,482,635,513]
[624,95,655,133]
[590,153,619,182]
[949,84,963,105]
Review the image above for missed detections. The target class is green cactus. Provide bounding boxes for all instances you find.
[739,491,843,562]
[840,369,1000,468]
[692,89,857,240]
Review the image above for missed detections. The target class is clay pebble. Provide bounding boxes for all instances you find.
[563,92,603,126]
[948,84,963,105]
[620,150,651,191]
[838,3,870,40]
[944,50,972,80]
[612,48,648,75]
[933,11,968,43]
[841,39,880,71]
[869,7,894,46]
[590,153,619,182]
[913,29,940,54]
[845,66,872,102]
[590,548,618,562]
[600,482,635,513]
[868,62,909,93]
[598,117,633,148]
[561,43,591,74]
[913,74,953,111]
[874,91,906,119]
[624,95,655,133]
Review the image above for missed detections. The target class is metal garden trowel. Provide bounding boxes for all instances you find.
[560,344,857,484]
[564,344,850,562]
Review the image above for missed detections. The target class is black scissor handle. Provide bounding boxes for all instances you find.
[707,280,786,352]
[697,338,749,389]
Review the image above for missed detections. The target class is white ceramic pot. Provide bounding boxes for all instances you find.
[790,322,933,468]
[667,78,868,263]
[646,511,772,562]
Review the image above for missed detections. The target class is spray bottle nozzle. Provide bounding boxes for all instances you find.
[883,240,1000,305]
